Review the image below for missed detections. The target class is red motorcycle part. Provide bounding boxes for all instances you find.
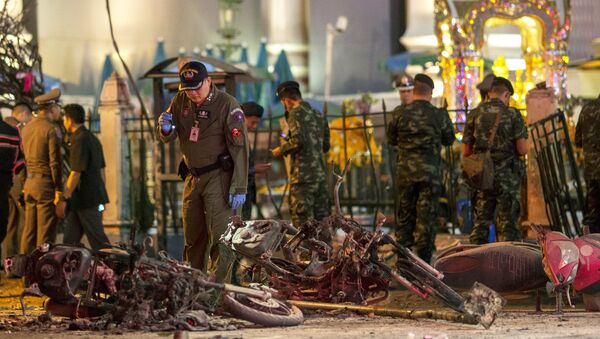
[573,234,600,294]
[534,227,579,287]
[434,242,548,293]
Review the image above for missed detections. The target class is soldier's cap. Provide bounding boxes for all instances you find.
[393,75,414,91]
[241,102,264,118]
[178,61,208,91]
[34,88,61,106]
[276,81,300,97]
[491,76,514,96]
[414,73,434,90]
[476,73,496,92]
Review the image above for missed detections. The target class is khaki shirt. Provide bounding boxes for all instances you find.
[157,85,249,194]
[21,115,63,191]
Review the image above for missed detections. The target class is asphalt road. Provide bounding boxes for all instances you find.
[1,275,598,339]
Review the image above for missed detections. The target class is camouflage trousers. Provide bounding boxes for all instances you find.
[584,179,600,234]
[470,166,523,244]
[395,179,441,264]
[289,181,330,227]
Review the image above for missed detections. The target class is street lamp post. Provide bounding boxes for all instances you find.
[217,0,243,62]
[324,16,348,102]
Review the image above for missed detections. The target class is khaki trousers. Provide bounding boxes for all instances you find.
[21,176,57,254]
[182,170,234,283]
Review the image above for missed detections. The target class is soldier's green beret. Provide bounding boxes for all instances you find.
[276,81,300,97]
[491,77,514,96]
[414,73,434,90]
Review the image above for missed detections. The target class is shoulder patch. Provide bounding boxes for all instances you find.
[230,108,245,123]
[231,127,242,137]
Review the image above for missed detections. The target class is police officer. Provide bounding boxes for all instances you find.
[463,77,528,244]
[20,88,63,254]
[2,103,31,260]
[387,73,455,263]
[271,81,330,228]
[393,74,414,107]
[59,104,111,250]
[240,101,271,220]
[575,93,600,233]
[0,115,25,257]
[157,61,249,282]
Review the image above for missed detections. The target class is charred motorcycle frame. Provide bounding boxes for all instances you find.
[5,234,303,329]
[222,162,505,328]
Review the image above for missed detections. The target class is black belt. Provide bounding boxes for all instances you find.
[189,161,223,177]
[27,173,51,179]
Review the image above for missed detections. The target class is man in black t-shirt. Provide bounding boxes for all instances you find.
[58,104,110,250]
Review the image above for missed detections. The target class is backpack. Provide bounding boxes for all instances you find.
[462,111,501,192]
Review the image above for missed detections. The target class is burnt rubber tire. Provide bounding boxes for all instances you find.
[222,293,304,327]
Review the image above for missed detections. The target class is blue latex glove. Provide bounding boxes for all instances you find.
[158,112,173,134]
[229,194,246,210]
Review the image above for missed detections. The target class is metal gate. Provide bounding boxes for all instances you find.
[529,110,585,237]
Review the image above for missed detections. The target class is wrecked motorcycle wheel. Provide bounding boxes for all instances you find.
[222,292,304,327]
[399,261,465,312]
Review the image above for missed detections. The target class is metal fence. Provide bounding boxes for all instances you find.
[529,110,585,237]
[113,102,589,251]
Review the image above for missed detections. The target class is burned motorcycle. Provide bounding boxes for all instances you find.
[434,242,549,293]
[532,225,600,312]
[222,162,505,328]
[4,240,303,329]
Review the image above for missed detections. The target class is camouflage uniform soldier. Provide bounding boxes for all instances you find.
[387,74,455,263]
[463,77,528,244]
[575,94,600,233]
[157,61,249,282]
[21,89,63,255]
[271,81,331,228]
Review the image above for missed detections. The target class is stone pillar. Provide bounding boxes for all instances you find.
[262,0,309,86]
[525,87,558,226]
[98,71,133,228]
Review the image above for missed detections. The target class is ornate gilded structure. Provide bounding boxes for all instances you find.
[435,0,571,112]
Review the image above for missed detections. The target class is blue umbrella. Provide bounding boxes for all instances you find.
[236,45,255,102]
[254,38,271,108]
[92,53,114,132]
[154,38,167,64]
[271,49,294,104]
[204,44,215,57]
[141,38,167,97]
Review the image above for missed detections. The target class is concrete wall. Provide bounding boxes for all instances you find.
[37,0,263,95]
[307,0,392,96]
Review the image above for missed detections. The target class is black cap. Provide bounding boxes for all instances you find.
[491,76,514,96]
[179,61,208,91]
[414,73,434,90]
[34,88,61,106]
[241,102,264,118]
[276,81,300,97]
[476,73,496,92]
[393,75,414,90]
